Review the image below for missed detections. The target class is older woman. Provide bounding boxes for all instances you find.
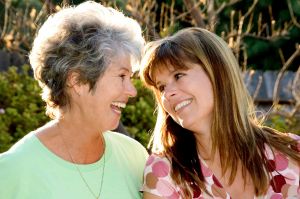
[139,27,300,198]
[0,1,148,198]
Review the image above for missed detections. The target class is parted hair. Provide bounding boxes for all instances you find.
[29,1,144,118]
[140,27,300,197]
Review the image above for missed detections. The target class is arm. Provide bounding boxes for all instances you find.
[141,154,180,199]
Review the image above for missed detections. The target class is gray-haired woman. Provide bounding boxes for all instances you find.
[0,1,148,198]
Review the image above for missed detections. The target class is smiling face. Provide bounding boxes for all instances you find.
[154,62,214,135]
[72,53,137,132]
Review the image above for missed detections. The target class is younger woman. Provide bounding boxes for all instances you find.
[140,27,300,198]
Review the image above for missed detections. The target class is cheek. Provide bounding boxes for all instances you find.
[206,85,214,108]
[161,98,172,114]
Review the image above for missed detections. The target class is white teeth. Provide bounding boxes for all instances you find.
[111,102,126,108]
[174,99,192,112]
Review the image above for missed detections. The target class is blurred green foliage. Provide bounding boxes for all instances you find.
[0,66,299,152]
[214,0,300,71]
[0,66,155,152]
[121,79,156,147]
[0,65,48,152]
[265,115,300,135]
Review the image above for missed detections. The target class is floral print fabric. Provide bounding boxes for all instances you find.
[141,134,300,199]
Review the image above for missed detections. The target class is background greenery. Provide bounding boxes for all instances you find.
[0,66,156,151]
[0,0,299,152]
[1,0,299,71]
[0,66,48,152]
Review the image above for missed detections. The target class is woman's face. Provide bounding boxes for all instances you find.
[75,53,137,132]
[154,62,214,135]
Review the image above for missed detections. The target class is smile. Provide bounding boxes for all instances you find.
[111,102,126,113]
[174,99,192,112]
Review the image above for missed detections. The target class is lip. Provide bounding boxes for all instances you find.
[111,101,126,108]
[111,107,121,114]
[111,101,127,114]
[173,99,192,112]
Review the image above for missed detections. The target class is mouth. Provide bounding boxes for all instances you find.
[111,102,126,114]
[174,99,192,112]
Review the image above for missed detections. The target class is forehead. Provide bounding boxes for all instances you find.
[107,53,132,72]
[147,49,194,82]
[150,60,191,83]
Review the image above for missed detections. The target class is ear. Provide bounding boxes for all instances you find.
[67,71,81,87]
[66,71,81,96]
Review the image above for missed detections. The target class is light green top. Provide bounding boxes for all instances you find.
[0,131,148,199]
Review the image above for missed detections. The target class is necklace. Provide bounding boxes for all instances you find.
[59,129,105,199]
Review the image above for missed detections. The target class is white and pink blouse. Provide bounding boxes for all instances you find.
[142,134,300,199]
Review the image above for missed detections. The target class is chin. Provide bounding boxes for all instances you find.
[179,120,193,131]
[110,122,120,132]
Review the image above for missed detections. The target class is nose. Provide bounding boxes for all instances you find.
[126,80,137,97]
[163,84,176,101]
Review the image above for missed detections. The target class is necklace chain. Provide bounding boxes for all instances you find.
[59,129,105,199]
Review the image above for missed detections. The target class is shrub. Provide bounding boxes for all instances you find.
[264,114,300,135]
[2,65,297,153]
[121,79,155,147]
[0,65,49,152]
[0,65,155,152]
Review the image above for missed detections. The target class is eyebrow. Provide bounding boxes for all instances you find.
[120,67,137,77]
[117,67,133,74]
[154,69,177,86]
[119,67,130,71]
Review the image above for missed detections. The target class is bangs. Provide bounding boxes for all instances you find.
[145,41,196,87]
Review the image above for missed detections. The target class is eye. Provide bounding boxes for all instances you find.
[157,85,165,93]
[119,74,126,80]
[174,73,184,80]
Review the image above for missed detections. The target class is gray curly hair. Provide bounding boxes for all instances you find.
[29,1,145,118]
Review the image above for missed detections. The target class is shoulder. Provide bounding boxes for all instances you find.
[287,133,300,141]
[287,133,300,140]
[0,132,36,164]
[288,133,300,152]
[142,153,180,198]
[143,153,172,181]
[104,131,148,161]
[264,133,300,191]
[104,131,146,150]
[144,153,172,178]
[265,133,300,157]
[145,153,171,168]
[0,132,38,188]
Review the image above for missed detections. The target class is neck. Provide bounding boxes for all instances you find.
[36,119,105,164]
[58,117,100,141]
[53,114,106,199]
[192,117,215,160]
[54,117,105,164]
[59,104,108,134]
[194,132,214,160]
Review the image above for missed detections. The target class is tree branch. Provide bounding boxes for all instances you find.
[273,44,300,105]
[286,0,300,28]
[216,0,242,15]
[183,0,205,28]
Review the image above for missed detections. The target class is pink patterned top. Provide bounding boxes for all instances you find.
[141,134,300,199]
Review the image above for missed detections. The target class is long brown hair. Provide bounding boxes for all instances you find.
[139,27,300,197]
